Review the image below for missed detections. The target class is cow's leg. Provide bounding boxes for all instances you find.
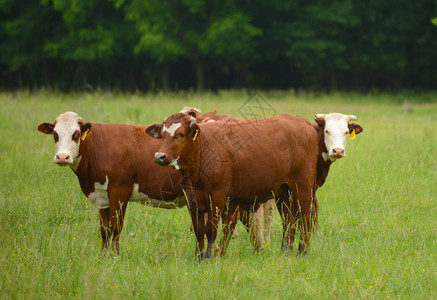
[263,199,275,244]
[311,190,319,234]
[249,207,263,252]
[276,191,298,254]
[218,204,239,257]
[189,204,206,260]
[204,209,217,259]
[99,208,111,251]
[205,193,226,258]
[296,184,314,256]
[237,207,263,252]
[185,189,208,261]
[107,185,131,254]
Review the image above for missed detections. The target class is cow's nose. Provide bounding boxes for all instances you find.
[155,152,166,162]
[55,153,70,164]
[332,148,345,157]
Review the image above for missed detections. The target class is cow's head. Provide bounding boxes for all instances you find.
[146,112,199,170]
[314,113,363,161]
[37,111,92,166]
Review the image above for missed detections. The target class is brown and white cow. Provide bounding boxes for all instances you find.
[37,110,217,253]
[255,112,364,240]
[304,113,363,229]
[146,113,318,259]
[313,113,363,189]
[178,108,275,251]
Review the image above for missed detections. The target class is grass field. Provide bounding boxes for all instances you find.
[0,90,436,299]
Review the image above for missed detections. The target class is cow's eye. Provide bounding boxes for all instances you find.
[345,131,349,135]
[53,132,59,142]
[72,131,80,141]
[178,133,185,138]
[325,130,329,135]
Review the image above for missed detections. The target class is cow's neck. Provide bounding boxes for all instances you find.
[69,124,95,195]
[313,124,334,190]
[178,139,201,188]
[69,155,82,173]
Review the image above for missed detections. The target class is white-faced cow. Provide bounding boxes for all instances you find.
[37,110,216,253]
[303,113,363,229]
[312,113,363,189]
[146,113,319,259]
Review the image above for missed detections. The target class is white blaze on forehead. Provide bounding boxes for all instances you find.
[163,123,182,137]
[53,111,83,164]
[317,113,356,160]
[88,176,110,209]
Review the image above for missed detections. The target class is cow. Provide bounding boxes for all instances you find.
[178,108,275,251]
[146,112,319,259]
[37,109,216,253]
[312,113,363,189]
[254,112,364,240]
[181,110,363,248]
[308,113,364,229]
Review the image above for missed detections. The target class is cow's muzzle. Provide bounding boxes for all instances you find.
[54,153,71,166]
[330,148,345,158]
[154,152,169,166]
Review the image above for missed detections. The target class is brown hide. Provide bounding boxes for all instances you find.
[75,123,183,202]
[149,113,318,259]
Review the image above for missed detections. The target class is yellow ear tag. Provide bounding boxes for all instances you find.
[349,129,356,140]
[81,129,89,141]
[193,129,199,141]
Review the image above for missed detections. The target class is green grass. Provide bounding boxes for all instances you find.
[0,91,436,299]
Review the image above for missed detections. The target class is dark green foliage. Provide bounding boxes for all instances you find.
[0,0,436,91]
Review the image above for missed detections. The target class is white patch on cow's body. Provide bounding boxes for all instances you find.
[88,176,110,209]
[163,123,182,137]
[207,119,216,122]
[53,111,83,164]
[316,113,356,159]
[130,183,185,209]
[169,156,180,170]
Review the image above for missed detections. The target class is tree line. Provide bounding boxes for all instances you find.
[1,0,436,92]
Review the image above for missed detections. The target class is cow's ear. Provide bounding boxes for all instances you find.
[146,123,163,139]
[348,123,363,135]
[80,122,92,134]
[37,122,55,134]
[187,111,197,119]
[313,116,325,128]
[188,122,200,140]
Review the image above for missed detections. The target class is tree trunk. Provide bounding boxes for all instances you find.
[44,61,52,89]
[81,64,88,91]
[233,62,248,88]
[162,65,170,93]
[17,69,23,90]
[329,72,337,91]
[193,54,205,92]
